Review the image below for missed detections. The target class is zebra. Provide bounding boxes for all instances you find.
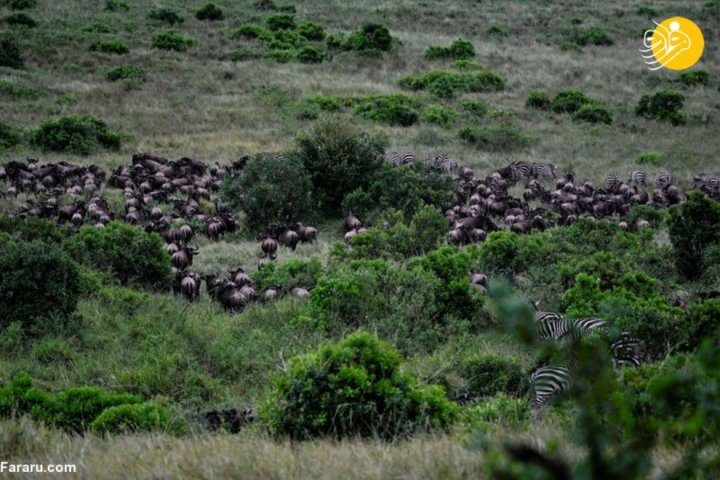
[531,162,557,179]
[536,313,606,340]
[426,154,458,174]
[386,151,415,166]
[628,170,646,186]
[530,365,570,408]
[510,161,533,179]
[610,333,646,368]
[695,174,720,195]
[604,175,621,192]
[656,172,673,189]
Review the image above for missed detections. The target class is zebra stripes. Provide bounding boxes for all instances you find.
[426,154,458,174]
[695,174,719,196]
[510,162,557,180]
[604,175,620,191]
[532,162,557,179]
[610,334,645,368]
[656,172,673,189]
[535,313,606,340]
[530,366,570,408]
[386,151,415,166]
[628,170,646,186]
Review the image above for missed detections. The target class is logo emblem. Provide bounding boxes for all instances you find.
[640,17,704,71]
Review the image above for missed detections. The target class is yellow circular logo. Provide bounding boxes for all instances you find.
[641,16,704,71]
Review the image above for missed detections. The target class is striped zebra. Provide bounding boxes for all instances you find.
[628,170,646,186]
[532,162,557,179]
[611,333,645,368]
[536,313,606,340]
[386,151,415,166]
[511,161,533,179]
[426,154,458,174]
[656,172,673,189]
[530,366,570,408]
[695,174,720,194]
[604,175,621,191]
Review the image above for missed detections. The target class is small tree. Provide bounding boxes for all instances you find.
[220,154,313,230]
[668,190,720,280]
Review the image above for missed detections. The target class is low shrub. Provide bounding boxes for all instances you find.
[679,70,709,87]
[230,23,272,40]
[636,6,657,17]
[297,21,325,41]
[224,47,260,61]
[573,26,613,46]
[8,0,35,9]
[252,258,323,290]
[0,241,82,335]
[637,151,663,166]
[526,90,551,110]
[0,79,42,98]
[487,26,509,37]
[451,59,483,70]
[399,70,505,98]
[344,23,393,52]
[81,22,112,33]
[296,45,324,63]
[421,104,459,127]
[459,124,531,151]
[105,0,128,11]
[549,89,594,113]
[266,13,295,31]
[560,41,583,52]
[106,64,147,82]
[424,38,475,60]
[462,100,488,118]
[462,354,526,398]
[30,115,120,155]
[0,217,66,243]
[0,38,24,69]
[147,8,183,25]
[262,330,459,439]
[90,39,129,54]
[464,394,530,429]
[31,338,77,366]
[686,300,720,350]
[668,190,720,280]
[91,402,181,435]
[424,45,450,60]
[636,90,686,125]
[476,231,548,275]
[64,221,173,290]
[3,12,36,27]
[573,103,613,124]
[220,153,313,230]
[153,29,196,51]
[195,3,224,21]
[262,49,293,63]
[0,121,22,150]
[0,372,33,417]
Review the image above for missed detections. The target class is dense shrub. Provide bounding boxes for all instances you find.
[573,103,613,124]
[573,26,613,46]
[195,3,224,21]
[296,45,324,63]
[464,393,529,429]
[399,70,505,97]
[0,217,66,244]
[476,231,547,275]
[266,13,295,31]
[636,90,686,125]
[3,12,36,27]
[686,300,720,350]
[230,23,272,40]
[297,21,325,40]
[153,29,196,51]
[148,8,183,25]
[91,402,180,435]
[0,241,82,335]
[636,6,657,17]
[344,23,393,52]
[224,47,260,61]
[0,79,42,98]
[29,115,120,155]
[462,354,526,398]
[262,49,293,63]
[421,104,459,127]
[423,45,450,60]
[549,89,594,113]
[0,38,24,68]
[262,330,458,439]
[668,190,720,280]
[8,0,35,9]
[293,115,386,213]
[558,251,633,290]
[526,90,551,110]
[220,153,312,230]
[252,258,323,290]
[105,0,129,12]
[424,38,475,60]
[0,372,32,417]
[451,59,483,70]
[459,124,531,151]
[679,70,709,87]
[64,221,172,290]
[461,99,488,118]
[486,26,509,37]
[0,120,22,150]
[90,39,129,54]
[106,64,147,82]
[637,151,663,166]
[353,94,419,126]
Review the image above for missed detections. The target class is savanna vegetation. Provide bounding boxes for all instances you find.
[1,0,719,478]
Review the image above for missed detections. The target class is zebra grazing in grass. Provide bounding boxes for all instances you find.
[611,333,646,368]
[604,174,621,192]
[511,161,533,180]
[695,174,720,196]
[656,172,673,189]
[530,366,570,408]
[535,313,606,340]
[628,170,646,186]
[386,151,415,166]
[532,162,557,179]
[426,154,458,174]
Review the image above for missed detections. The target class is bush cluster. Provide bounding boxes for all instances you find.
[0,120,23,150]
[153,29,197,51]
[262,331,458,440]
[106,64,147,82]
[525,90,551,110]
[220,153,313,230]
[252,258,323,291]
[148,8,183,25]
[105,0,128,12]
[636,89,686,125]
[572,103,613,124]
[0,38,24,69]
[195,3,224,21]
[421,104,459,127]
[29,115,121,155]
[90,39,129,54]
[3,12,36,27]
[353,94,420,126]
[668,190,720,280]
[7,0,36,9]
[678,70,709,87]
[462,354,526,398]
[459,123,531,151]
[424,38,476,60]
[571,26,613,46]
[399,69,505,98]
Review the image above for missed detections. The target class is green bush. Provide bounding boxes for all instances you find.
[549,89,594,113]
[3,12,36,27]
[220,153,312,230]
[297,21,325,41]
[224,47,260,61]
[106,64,147,82]
[0,217,66,244]
[423,38,475,60]
[636,90,686,125]
[459,124,531,151]
[90,39,129,54]
[252,258,323,290]
[297,45,325,63]
[230,23,272,40]
[424,45,450,60]
[0,38,24,68]
[105,0,129,11]
[262,330,458,439]
[30,115,120,155]
[31,338,77,366]
[560,41,583,52]
[421,104,458,127]
[294,115,386,212]
[636,6,657,17]
[464,393,529,429]
[487,26,509,37]
[476,231,547,275]
[266,13,295,31]
[558,251,633,290]
[462,99,488,118]
[344,23,393,52]
[0,79,42,98]
[573,26,613,46]
[148,8,183,25]
[0,372,33,417]
[462,354,526,398]
[81,22,112,33]
[8,0,35,9]
[0,120,22,150]
[451,59,483,70]
[0,241,82,336]
[573,103,613,124]
[687,300,720,350]
[668,190,720,280]
[679,70,709,87]
[65,221,173,290]
[262,49,294,63]
[638,151,663,166]
[153,29,196,51]
[353,94,420,126]
[195,3,224,21]
[526,90,551,110]
[91,402,181,435]
[399,70,505,97]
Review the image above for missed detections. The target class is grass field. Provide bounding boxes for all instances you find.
[2,0,720,478]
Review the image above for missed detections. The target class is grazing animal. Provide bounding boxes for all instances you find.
[628,170,646,186]
[530,366,570,408]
